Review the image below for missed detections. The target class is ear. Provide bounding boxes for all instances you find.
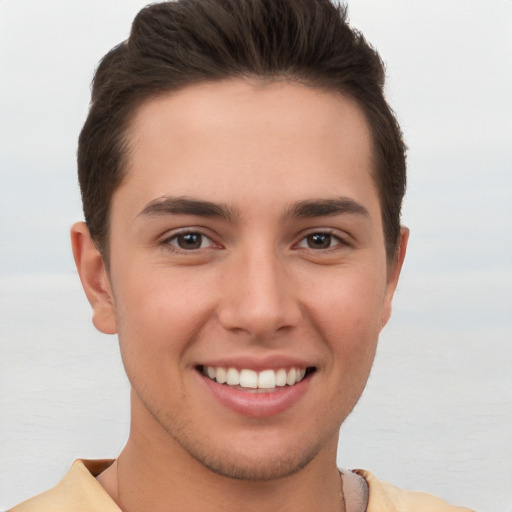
[380,227,409,329]
[71,222,117,335]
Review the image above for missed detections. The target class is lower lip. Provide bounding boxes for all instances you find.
[199,373,311,418]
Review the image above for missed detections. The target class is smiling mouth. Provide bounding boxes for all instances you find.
[197,365,316,391]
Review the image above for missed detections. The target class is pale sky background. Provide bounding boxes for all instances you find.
[0,1,511,511]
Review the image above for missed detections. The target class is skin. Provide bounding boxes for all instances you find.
[72,79,408,512]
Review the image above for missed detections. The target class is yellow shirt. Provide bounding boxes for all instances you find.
[9,460,475,512]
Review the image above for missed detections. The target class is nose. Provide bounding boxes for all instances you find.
[216,245,302,340]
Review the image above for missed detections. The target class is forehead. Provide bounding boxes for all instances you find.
[117,79,379,220]
[127,79,373,161]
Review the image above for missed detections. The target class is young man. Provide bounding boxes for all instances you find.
[10,1,474,511]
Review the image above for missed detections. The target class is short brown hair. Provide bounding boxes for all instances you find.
[78,0,406,260]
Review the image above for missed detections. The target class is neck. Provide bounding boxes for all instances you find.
[100,429,344,512]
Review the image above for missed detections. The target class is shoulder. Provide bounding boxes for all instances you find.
[353,470,476,512]
[8,460,119,512]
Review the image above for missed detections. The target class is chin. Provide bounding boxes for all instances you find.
[166,420,338,482]
[189,444,317,482]
[131,381,343,482]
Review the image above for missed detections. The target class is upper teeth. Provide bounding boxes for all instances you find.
[204,366,307,389]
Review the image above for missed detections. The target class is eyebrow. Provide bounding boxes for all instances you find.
[286,197,370,219]
[137,196,369,222]
[138,196,238,221]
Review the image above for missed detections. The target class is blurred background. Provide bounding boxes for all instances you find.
[1,1,511,510]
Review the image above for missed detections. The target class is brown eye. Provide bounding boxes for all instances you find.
[177,233,202,249]
[306,233,332,249]
[167,232,214,251]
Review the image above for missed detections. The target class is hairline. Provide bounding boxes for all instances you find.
[94,76,397,266]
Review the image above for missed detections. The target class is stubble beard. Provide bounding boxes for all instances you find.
[135,386,335,482]
[181,430,319,481]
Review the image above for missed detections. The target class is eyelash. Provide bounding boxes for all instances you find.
[295,230,349,251]
[162,230,217,252]
[161,229,349,254]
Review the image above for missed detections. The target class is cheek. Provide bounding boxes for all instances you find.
[112,269,217,358]
[306,265,387,366]
[311,265,387,330]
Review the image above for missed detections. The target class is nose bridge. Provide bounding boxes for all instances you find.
[217,240,300,338]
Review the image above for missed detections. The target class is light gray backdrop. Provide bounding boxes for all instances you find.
[1,1,511,511]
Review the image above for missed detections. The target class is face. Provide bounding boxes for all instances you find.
[74,79,407,481]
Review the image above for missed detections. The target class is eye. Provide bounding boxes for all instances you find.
[297,232,344,250]
[165,231,215,251]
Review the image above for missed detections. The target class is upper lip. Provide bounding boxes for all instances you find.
[196,355,315,372]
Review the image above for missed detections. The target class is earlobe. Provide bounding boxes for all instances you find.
[71,222,117,335]
[380,227,409,329]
